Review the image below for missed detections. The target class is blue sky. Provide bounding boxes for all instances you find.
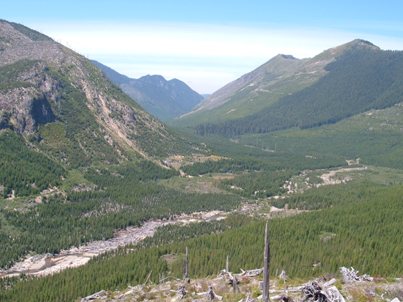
[3,0,403,93]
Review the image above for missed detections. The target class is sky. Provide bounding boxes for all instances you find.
[3,0,403,93]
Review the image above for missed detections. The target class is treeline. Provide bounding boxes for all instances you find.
[1,183,402,302]
[195,48,403,137]
[0,130,64,197]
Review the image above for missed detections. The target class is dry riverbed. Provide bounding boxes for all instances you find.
[0,211,226,278]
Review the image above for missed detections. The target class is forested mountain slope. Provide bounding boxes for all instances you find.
[181,40,403,136]
[178,53,312,125]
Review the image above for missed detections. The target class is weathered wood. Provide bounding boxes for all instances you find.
[340,266,373,283]
[239,268,263,277]
[183,246,189,280]
[301,281,346,302]
[80,290,107,302]
[228,271,240,293]
[279,270,287,284]
[326,286,346,302]
[263,221,271,302]
[198,285,223,301]
[144,270,152,285]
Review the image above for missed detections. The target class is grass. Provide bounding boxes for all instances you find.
[159,173,233,194]
[360,166,403,185]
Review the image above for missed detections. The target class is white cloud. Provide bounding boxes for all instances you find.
[28,21,403,93]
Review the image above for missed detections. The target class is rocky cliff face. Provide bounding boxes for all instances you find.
[0,60,59,133]
[0,20,192,164]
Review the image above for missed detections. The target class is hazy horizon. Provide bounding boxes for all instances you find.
[3,0,403,94]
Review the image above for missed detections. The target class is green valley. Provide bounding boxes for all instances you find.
[1,12,403,302]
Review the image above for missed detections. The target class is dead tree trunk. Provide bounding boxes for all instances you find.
[226,255,229,273]
[183,246,189,280]
[263,222,271,302]
[206,285,223,301]
[229,271,239,293]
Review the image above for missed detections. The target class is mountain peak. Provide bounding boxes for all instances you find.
[140,74,166,82]
[348,38,377,46]
[94,63,203,120]
[330,39,381,56]
[273,54,297,60]
[313,39,381,62]
[342,39,380,51]
[0,19,53,43]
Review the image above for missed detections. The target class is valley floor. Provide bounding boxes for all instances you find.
[1,163,398,279]
[0,211,227,278]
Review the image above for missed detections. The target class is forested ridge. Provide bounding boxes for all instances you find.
[195,47,403,137]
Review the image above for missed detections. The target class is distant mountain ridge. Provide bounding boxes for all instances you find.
[92,60,203,121]
[178,39,403,136]
[188,54,305,114]
[176,51,327,126]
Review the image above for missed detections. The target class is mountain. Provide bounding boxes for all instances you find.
[90,60,130,85]
[0,20,223,271]
[0,19,195,197]
[177,53,319,126]
[1,21,402,301]
[178,39,403,136]
[188,54,306,114]
[92,60,203,121]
